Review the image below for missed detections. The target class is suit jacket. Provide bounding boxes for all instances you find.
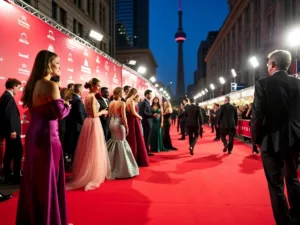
[251,71,300,153]
[97,96,110,127]
[217,102,237,129]
[139,99,153,127]
[0,91,21,137]
[199,107,206,124]
[178,108,185,123]
[185,104,202,128]
[66,94,86,132]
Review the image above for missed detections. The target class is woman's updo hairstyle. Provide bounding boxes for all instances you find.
[84,78,100,89]
[113,87,123,100]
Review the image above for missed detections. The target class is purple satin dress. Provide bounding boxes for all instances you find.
[16,99,70,225]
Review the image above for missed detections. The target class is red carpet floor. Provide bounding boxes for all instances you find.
[0,126,278,225]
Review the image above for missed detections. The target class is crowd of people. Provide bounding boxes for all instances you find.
[0,49,300,225]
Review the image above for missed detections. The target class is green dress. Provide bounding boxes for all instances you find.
[150,108,165,152]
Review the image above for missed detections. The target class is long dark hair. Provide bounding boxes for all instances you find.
[151,96,161,108]
[21,50,58,108]
[125,88,137,100]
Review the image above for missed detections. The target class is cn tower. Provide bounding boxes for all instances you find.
[175,0,186,99]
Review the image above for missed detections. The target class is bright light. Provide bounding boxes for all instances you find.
[155,84,159,87]
[170,81,173,84]
[89,30,103,41]
[205,88,208,92]
[168,97,171,100]
[149,76,156,83]
[163,91,166,94]
[159,88,163,91]
[194,96,198,99]
[231,69,237,77]
[201,90,205,95]
[219,77,225,84]
[137,66,146,74]
[249,56,259,68]
[287,28,300,47]
[199,93,202,97]
[128,60,136,65]
[210,84,215,90]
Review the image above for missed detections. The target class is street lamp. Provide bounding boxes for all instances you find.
[128,60,136,65]
[205,88,208,92]
[287,28,300,75]
[231,69,237,83]
[149,76,156,83]
[210,84,215,98]
[155,84,159,87]
[159,88,163,91]
[219,77,225,96]
[137,66,146,74]
[89,30,103,41]
[249,56,259,86]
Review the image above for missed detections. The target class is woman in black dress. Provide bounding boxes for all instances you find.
[162,101,177,150]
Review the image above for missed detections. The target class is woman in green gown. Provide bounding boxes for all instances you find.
[150,97,165,152]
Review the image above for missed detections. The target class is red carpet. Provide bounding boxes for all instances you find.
[0,126,277,225]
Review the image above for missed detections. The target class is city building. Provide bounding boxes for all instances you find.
[187,31,218,97]
[201,0,300,97]
[21,0,115,56]
[116,0,149,48]
[115,0,157,80]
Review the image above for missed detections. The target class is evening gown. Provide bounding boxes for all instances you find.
[16,99,70,225]
[107,112,139,178]
[126,105,149,166]
[66,95,111,191]
[163,112,177,150]
[150,108,165,152]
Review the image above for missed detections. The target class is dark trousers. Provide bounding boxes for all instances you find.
[177,119,180,132]
[188,126,198,149]
[211,123,215,132]
[180,122,186,139]
[171,118,176,125]
[261,150,300,225]
[3,136,23,182]
[215,125,220,139]
[142,122,152,153]
[220,128,235,151]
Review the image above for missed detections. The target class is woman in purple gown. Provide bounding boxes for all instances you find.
[125,88,149,166]
[16,50,70,225]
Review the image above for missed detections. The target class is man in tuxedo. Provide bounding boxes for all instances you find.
[252,50,300,225]
[0,79,22,200]
[139,90,155,156]
[96,87,110,141]
[185,98,202,155]
[178,98,189,140]
[199,105,206,138]
[217,96,237,154]
[121,85,131,102]
[65,84,86,162]
[212,103,220,141]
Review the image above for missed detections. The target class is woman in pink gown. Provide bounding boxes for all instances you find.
[125,88,149,166]
[66,78,111,191]
[16,50,70,225]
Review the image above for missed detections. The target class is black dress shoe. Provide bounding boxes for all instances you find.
[223,146,228,152]
[189,147,194,156]
[0,193,12,202]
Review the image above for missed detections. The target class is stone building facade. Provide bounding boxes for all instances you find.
[201,0,300,96]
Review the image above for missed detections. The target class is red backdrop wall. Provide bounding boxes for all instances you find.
[0,1,161,140]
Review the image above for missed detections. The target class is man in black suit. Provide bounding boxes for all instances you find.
[139,90,155,156]
[185,98,202,155]
[212,103,220,141]
[252,50,300,225]
[0,79,22,186]
[96,87,110,141]
[178,98,189,140]
[121,85,131,102]
[217,96,237,154]
[65,84,86,162]
[199,105,206,138]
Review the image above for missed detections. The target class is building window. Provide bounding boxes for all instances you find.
[73,19,77,34]
[99,3,103,27]
[23,0,31,5]
[52,1,58,21]
[284,0,296,26]
[254,0,261,16]
[91,0,96,21]
[267,10,275,43]
[74,0,81,9]
[103,6,106,31]
[255,25,261,50]
[60,8,67,27]
[87,0,91,16]
[78,23,84,38]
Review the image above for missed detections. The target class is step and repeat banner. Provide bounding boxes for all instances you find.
[0,1,161,139]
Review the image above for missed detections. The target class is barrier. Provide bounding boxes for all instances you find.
[236,119,251,138]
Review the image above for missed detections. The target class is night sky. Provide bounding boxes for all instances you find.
[150,0,229,94]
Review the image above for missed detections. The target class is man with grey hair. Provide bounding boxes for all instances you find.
[217,96,237,154]
[252,50,300,225]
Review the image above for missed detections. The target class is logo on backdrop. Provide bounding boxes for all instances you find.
[84,49,88,57]
[18,64,30,75]
[67,76,75,83]
[47,30,55,41]
[0,76,5,80]
[67,68,74,73]
[113,73,119,84]
[48,44,55,52]
[19,33,29,45]
[104,61,110,72]
[68,53,73,62]
[18,52,29,59]
[67,39,76,51]
[18,15,30,29]
[0,57,3,62]
[96,56,100,64]
[96,66,100,73]
[81,59,91,74]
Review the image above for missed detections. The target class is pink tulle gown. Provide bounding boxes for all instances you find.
[66,94,111,191]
